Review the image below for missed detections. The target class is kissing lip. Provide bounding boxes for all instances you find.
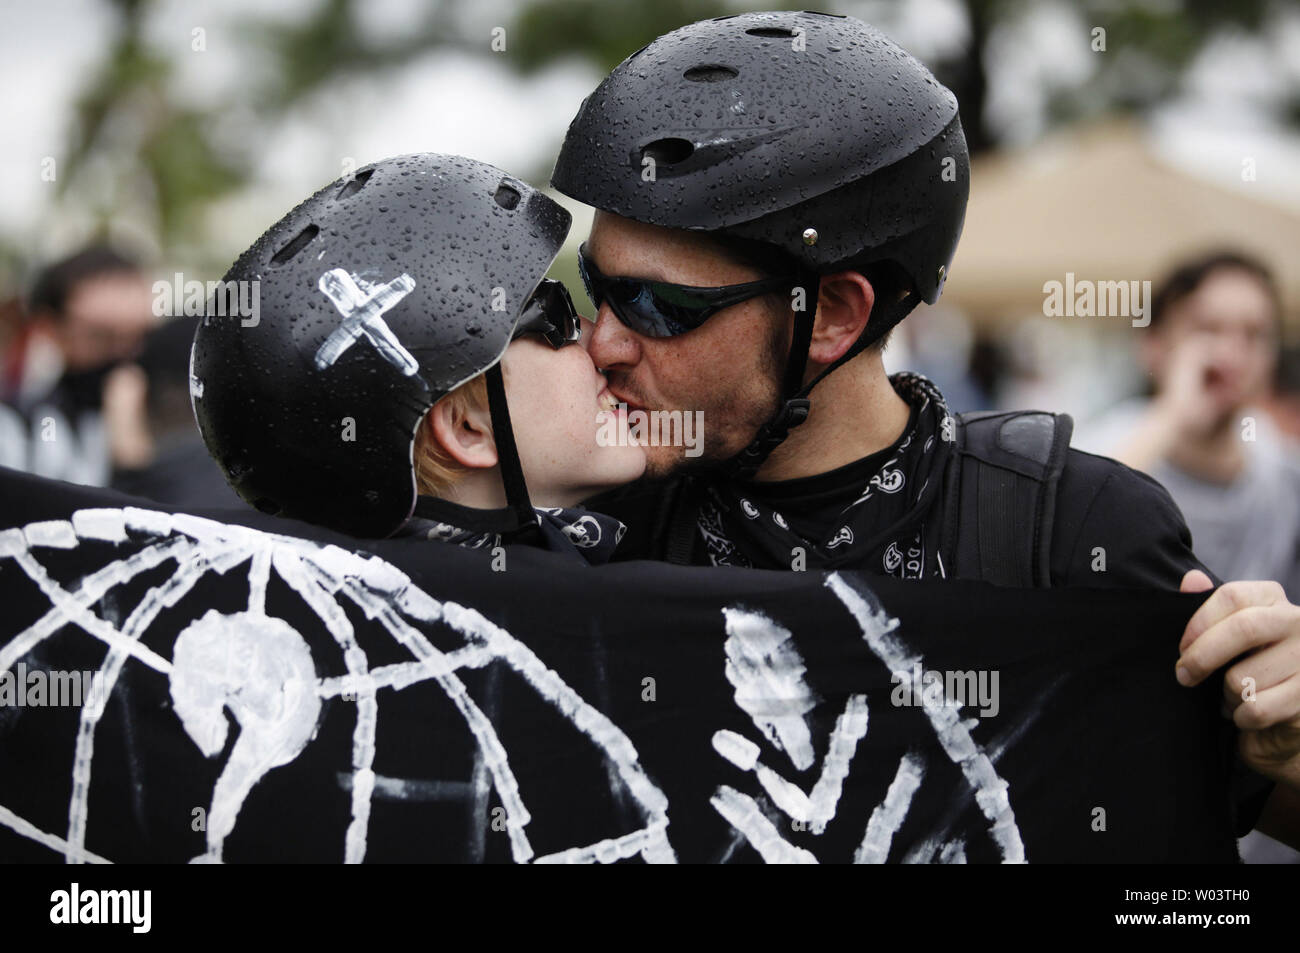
[596,385,627,417]
[607,384,647,416]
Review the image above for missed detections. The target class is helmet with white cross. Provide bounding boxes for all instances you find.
[190,153,573,538]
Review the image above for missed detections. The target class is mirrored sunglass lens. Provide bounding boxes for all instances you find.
[612,296,680,338]
[550,288,580,342]
[610,282,713,338]
[552,311,579,345]
[537,289,580,347]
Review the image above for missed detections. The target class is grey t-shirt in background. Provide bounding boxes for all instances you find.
[1075,399,1300,601]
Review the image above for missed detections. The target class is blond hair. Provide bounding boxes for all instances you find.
[412,374,491,497]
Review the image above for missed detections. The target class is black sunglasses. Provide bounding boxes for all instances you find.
[513,279,582,349]
[577,244,798,338]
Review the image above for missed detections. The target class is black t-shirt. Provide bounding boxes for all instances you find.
[1048,448,1221,589]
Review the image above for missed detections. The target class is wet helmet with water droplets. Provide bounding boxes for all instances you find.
[552,11,969,472]
[191,153,571,538]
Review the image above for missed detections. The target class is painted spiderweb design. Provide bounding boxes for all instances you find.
[0,508,674,864]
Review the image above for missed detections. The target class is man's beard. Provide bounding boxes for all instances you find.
[640,312,787,480]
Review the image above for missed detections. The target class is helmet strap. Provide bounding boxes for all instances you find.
[798,287,922,397]
[722,282,921,479]
[484,362,539,537]
[781,269,818,396]
[719,270,818,478]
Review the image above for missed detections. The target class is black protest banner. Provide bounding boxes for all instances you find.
[0,467,1237,863]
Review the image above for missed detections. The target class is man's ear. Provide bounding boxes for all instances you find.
[807,270,875,366]
[427,397,498,470]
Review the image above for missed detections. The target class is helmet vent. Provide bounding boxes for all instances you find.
[641,137,694,166]
[335,168,374,201]
[746,26,797,38]
[684,65,737,83]
[494,182,521,210]
[269,224,320,266]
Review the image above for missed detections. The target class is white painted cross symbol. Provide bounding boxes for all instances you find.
[315,268,420,376]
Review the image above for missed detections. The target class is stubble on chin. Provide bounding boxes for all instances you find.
[637,385,783,480]
[626,306,789,480]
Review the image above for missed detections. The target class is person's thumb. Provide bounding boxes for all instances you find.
[1180,568,1215,593]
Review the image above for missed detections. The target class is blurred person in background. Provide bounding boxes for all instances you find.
[1076,251,1300,603]
[0,295,42,406]
[108,314,243,508]
[884,305,990,414]
[0,246,156,485]
[1264,346,1300,442]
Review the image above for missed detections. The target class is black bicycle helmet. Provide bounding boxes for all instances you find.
[191,153,571,538]
[552,10,969,472]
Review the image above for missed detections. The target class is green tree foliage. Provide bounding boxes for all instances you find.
[507,0,731,73]
[60,0,245,258]
[42,0,1298,268]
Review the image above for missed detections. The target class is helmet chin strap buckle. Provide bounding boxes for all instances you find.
[781,397,812,429]
[724,396,812,479]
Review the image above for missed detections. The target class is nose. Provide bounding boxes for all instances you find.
[587,303,642,370]
[1206,332,1241,369]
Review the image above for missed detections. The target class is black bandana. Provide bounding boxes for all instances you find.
[697,372,954,577]
[396,496,627,566]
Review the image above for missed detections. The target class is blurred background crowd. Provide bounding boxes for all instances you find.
[3,0,1300,740]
